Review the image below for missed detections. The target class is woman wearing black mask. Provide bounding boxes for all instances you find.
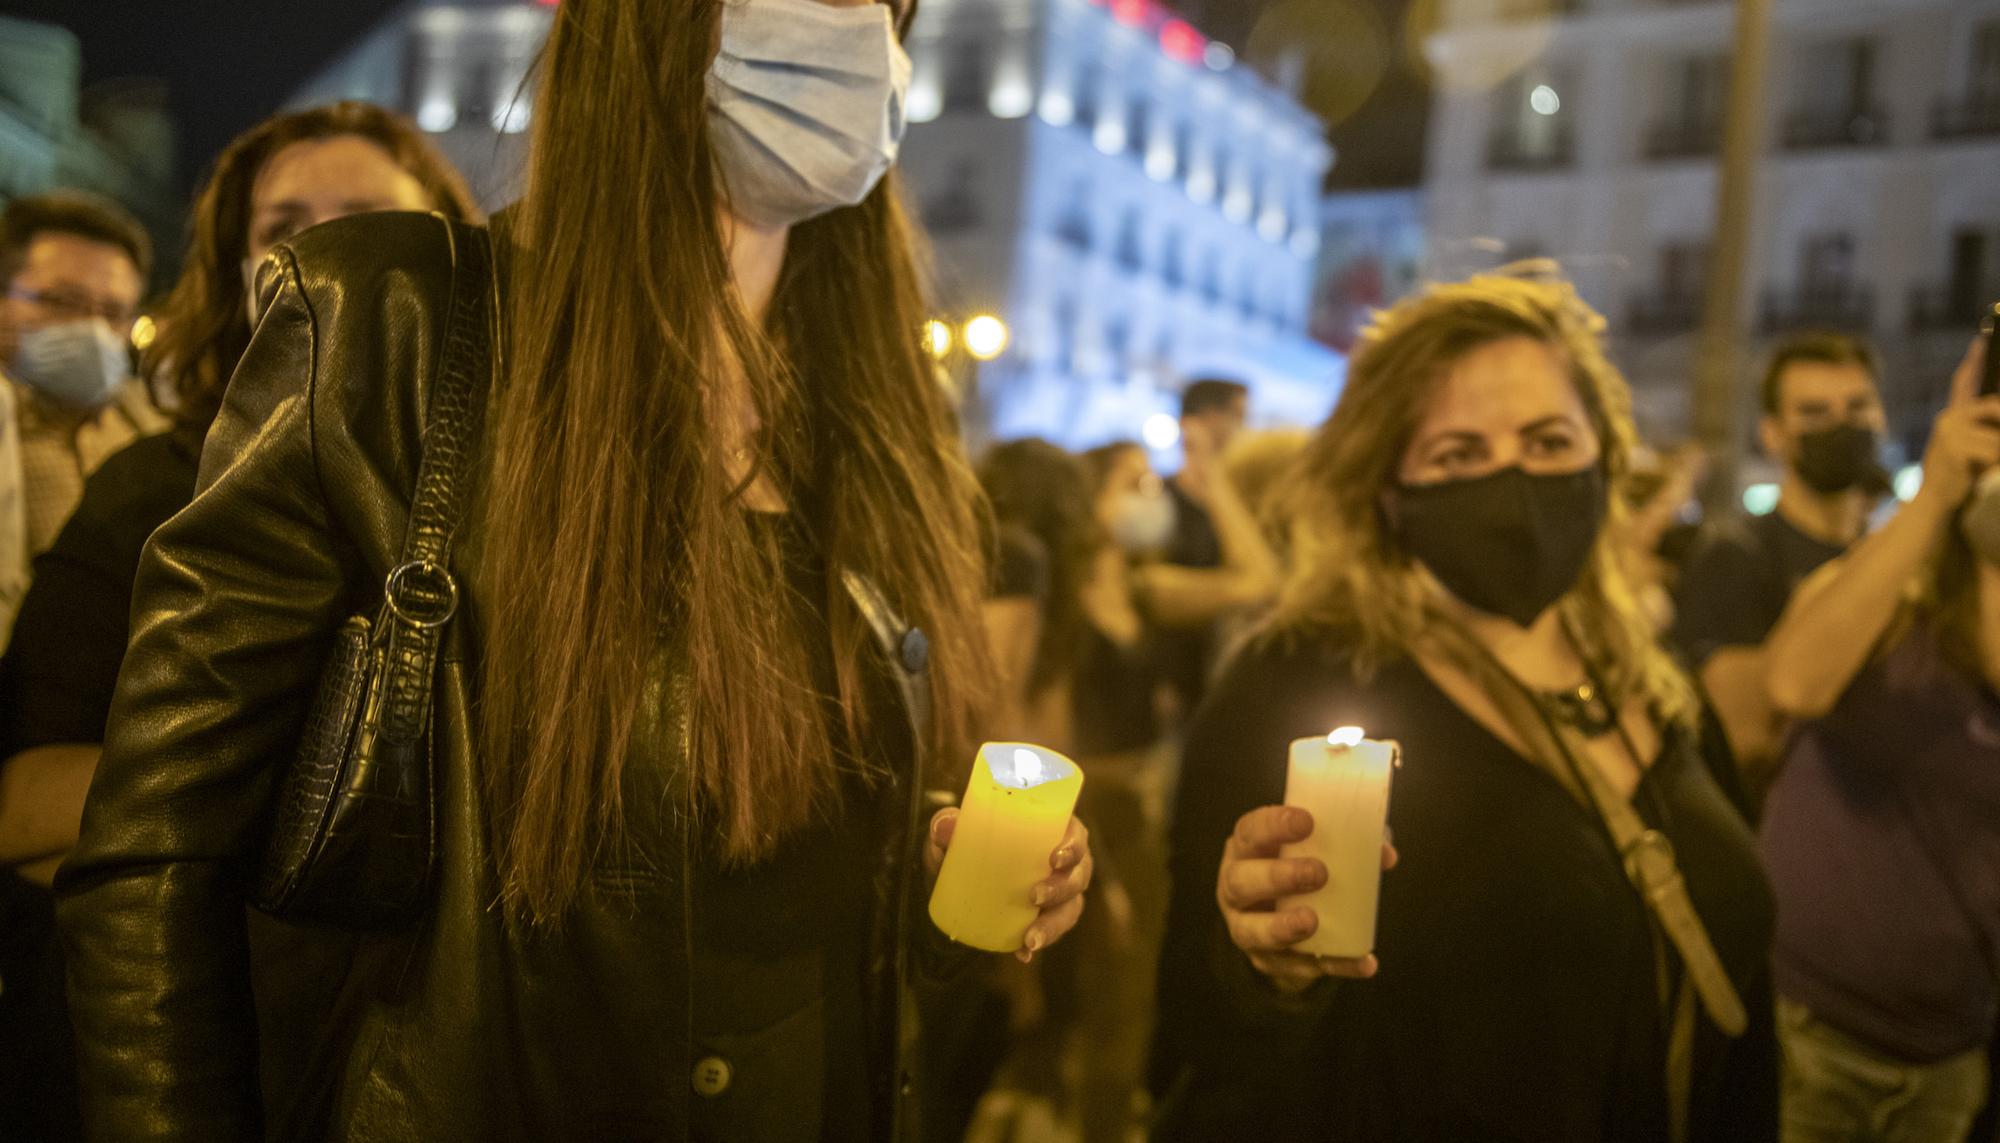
[1151,273,1777,1142]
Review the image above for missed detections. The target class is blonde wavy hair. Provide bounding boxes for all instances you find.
[1271,270,1699,727]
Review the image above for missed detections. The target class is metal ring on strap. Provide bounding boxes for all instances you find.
[384,559,460,629]
[1622,828,1679,894]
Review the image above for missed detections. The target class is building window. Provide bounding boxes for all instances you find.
[1162,228,1185,290]
[1201,252,1224,304]
[943,39,989,114]
[921,160,984,233]
[1104,318,1132,376]
[1239,264,1261,319]
[1784,37,1886,148]
[1115,209,1145,273]
[1646,55,1726,159]
[1074,65,1101,131]
[1763,232,1871,332]
[1935,22,2000,138]
[1055,180,1093,250]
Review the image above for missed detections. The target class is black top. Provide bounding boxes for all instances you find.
[988,524,1049,602]
[1672,510,1847,668]
[1152,629,1778,1143]
[1157,477,1222,711]
[0,430,201,756]
[1070,623,1163,757]
[685,513,884,1143]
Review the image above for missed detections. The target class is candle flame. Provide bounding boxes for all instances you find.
[1327,726,1366,748]
[1008,747,1047,789]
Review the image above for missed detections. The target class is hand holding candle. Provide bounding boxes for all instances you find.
[1217,727,1398,993]
[927,743,1090,959]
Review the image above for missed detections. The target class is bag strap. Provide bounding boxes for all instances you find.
[378,217,494,746]
[1421,616,1751,1036]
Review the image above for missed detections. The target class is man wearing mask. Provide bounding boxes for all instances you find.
[0,192,165,645]
[1159,377,1254,712]
[1673,333,1886,808]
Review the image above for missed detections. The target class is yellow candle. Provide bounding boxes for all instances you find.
[928,742,1085,953]
[1277,726,1398,959]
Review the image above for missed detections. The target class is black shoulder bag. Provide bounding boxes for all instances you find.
[251,219,493,929]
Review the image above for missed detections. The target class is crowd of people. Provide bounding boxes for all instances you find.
[0,0,1996,1141]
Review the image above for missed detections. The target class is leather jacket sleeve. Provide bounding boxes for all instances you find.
[55,245,357,1142]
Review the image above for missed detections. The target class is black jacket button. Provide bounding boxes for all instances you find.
[692,1056,732,1098]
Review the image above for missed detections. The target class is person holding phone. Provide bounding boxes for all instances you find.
[1759,337,2000,1143]
[1151,272,1776,1142]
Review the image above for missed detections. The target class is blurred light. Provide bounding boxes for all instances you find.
[964,315,1011,360]
[1894,463,1924,502]
[1187,166,1217,203]
[908,68,943,123]
[1142,412,1181,450]
[1328,725,1366,747]
[1257,207,1289,242]
[1038,89,1076,126]
[988,75,1034,119]
[1529,84,1561,116]
[416,98,458,133]
[1111,0,1148,27]
[1742,483,1780,516]
[1223,185,1255,223]
[492,99,531,134]
[1093,118,1128,155]
[1144,143,1177,181]
[129,314,156,353]
[1290,228,1322,259]
[1204,42,1235,71]
[922,320,954,360]
[1160,19,1205,64]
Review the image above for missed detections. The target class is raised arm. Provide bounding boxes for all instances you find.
[1138,422,1281,626]
[1766,342,1995,721]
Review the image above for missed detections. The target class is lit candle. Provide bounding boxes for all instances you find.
[929,742,1085,953]
[1278,726,1398,959]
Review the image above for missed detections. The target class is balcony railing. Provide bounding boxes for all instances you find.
[1643,117,1721,160]
[1487,125,1575,171]
[1931,92,2000,140]
[1626,290,1705,336]
[1907,286,1993,333]
[1760,285,1875,334]
[1780,106,1889,151]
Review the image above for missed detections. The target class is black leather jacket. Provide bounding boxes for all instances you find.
[56,212,963,1142]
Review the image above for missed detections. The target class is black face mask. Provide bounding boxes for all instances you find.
[1391,466,1606,628]
[1793,423,1880,495]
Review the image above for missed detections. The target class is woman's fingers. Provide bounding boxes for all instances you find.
[1228,805,1313,860]
[923,808,957,875]
[1031,845,1092,908]
[1247,949,1380,992]
[1225,902,1318,954]
[1218,855,1325,912]
[1019,893,1085,962]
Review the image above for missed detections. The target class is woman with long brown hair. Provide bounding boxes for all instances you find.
[1151,273,1776,1141]
[54,2,1090,1139]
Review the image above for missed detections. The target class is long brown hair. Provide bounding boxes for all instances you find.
[479,0,990,922]
[1272,273,1698,726]
[978,438,1096,692]
[144,102,478,437]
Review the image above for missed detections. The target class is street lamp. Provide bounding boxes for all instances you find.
[922,319,955,360]
[963,314,1010,361]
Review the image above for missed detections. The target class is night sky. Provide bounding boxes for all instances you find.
[1,0,1429,195]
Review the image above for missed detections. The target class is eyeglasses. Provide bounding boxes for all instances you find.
[5,286,137,331]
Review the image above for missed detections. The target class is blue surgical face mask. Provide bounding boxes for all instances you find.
[706,0,913,230]
[10,318,128,410]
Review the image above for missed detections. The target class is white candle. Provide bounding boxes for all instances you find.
[1277,726,1397,959]
[928,742,1085,953]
